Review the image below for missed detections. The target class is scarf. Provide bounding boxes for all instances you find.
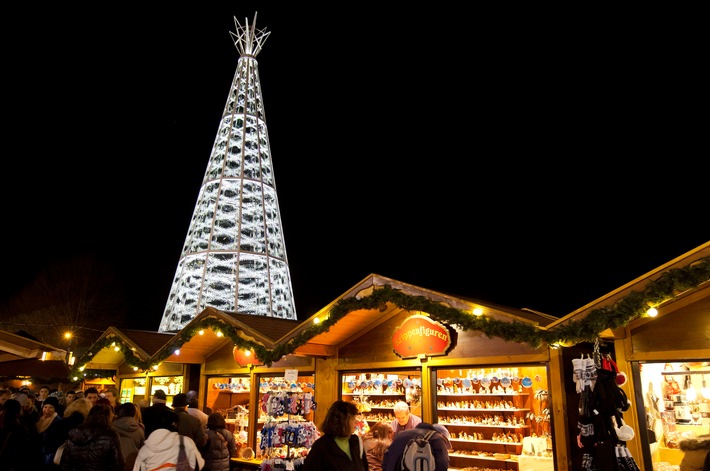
[36,412,57,433]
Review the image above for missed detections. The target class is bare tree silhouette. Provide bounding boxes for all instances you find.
[0,255,127,349]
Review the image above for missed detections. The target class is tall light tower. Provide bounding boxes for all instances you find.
[159,14,297,332]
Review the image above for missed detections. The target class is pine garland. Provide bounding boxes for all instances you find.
[71,255,710,376]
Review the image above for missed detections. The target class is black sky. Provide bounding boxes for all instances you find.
[2,4,707,331]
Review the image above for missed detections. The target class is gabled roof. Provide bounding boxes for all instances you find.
[0,328,65,362]
[286,274,556,357]
[76,327,175,371]
[546,241,710,339]
[152,307,300,365]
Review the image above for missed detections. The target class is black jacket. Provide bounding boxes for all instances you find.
[303,433,368,471]
[59,424,125,471]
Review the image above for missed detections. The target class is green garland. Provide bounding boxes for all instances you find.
[71,255,709,375]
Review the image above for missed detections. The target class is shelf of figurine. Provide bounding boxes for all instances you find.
[437,398,531,412]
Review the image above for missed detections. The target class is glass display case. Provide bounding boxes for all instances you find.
[340,369,422,432]
[435,365,551,470]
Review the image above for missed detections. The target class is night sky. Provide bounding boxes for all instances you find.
[2,4,706,331]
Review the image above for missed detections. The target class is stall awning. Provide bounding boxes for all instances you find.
[0,358,70,381]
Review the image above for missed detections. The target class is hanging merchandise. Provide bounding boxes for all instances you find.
[575,338,637,471]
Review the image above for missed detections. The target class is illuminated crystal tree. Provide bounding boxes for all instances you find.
[159,14,297,332]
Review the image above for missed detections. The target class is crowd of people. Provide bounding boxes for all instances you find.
[303,399,451,471]
[2,386,452,471]
[0,386,236,471]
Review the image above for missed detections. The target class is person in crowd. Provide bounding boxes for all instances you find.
[382,422,450,471]
[202,412,237,471]
[186,390,208,431]
[36,396,64,467]
[74,391,85,400]
[48,391,66,418]
[35,386,50,414]
[362,420,394,471]
[432,424,452,451]
[84,388,100,407]
[678,432,710,471]
[104,388,121,411]
[390,401,421,436]
[303,400,368,471]
[171,393,207,449]
[132,402,145,432]
[18,393,40,434]
[58,398,93,442]
[0,388,12,408]
[0,398,43,470]
[112,402,145,471]
[133,407,205,471]
[58,403,125,471]
[140,390,171,438]
[64,391,77,409]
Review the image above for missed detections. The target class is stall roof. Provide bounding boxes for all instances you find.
[0,358,70,381]
[546,240,710,338]
[154,308,301,364]
[288,274,558,357]
[78,327,175,370]
[0,329,65,363]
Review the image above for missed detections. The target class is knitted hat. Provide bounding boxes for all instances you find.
[44,396,60,409]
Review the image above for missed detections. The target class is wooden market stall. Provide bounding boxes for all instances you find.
[549,241,710,471]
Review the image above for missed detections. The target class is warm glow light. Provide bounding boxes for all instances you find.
[114,346,120,352]
[133,366,138,371]
[198,330,204,335]
[686,387,697,402]
[313,318,321,325]
[79,366,85,371]
[216,331,223,337]
[64,332,72,339]
[244,350,251,357]
[472,308,483,316]
[647,307,659,317]
[174,349,180,355]
[153,364,159,370]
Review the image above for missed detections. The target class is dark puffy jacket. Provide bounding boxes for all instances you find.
[59,423,125,471]
[203,428,236,471]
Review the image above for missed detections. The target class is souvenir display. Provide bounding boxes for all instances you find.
[435,365,551,470]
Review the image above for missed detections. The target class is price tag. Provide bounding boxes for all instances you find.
[284,369,298,382]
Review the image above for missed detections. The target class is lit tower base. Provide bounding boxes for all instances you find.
[159,14,297,332]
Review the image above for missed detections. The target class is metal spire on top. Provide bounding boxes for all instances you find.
[230,12,271,57]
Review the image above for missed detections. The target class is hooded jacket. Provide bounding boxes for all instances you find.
[679,434,710,471]
[132,428,205,471]
[112,416,145,471]
[60,422,125,471]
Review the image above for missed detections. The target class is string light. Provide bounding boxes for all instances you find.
[646,307,659,317]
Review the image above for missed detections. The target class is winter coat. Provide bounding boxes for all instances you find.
[203,428,236,471]
[382,423,449,471]
[175,409,207,449]
[132,428,205,471]
[303,433,368,471]
[112,417,145,471]
[679,434,710,471]
[59,423,125,471]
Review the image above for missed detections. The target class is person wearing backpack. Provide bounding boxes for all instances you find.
[303,400,368,471]
[382,422,449,471]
